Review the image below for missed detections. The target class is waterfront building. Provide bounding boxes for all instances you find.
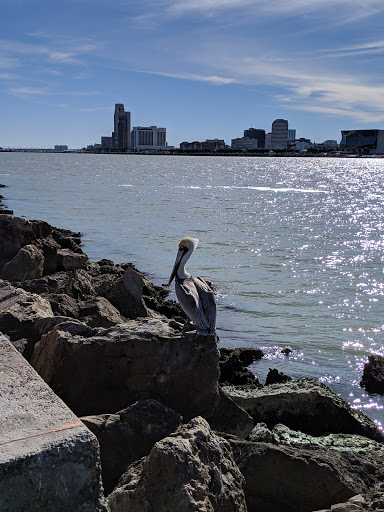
[243,128,265,148]
[131,126,168,150]
[231,137,258,150]
[271,119,288,149]
[113,103,131,150]
[340,130,384,154]
[291,138,312,151]
[288,129,296,142]
[180,141,203,151]
[54,145,68,152]
[264,133,272,149]
[180,139,227,152]
[322,140,338,148]
[101,136,113,150]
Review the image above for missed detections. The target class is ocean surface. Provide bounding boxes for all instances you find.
[1,152,384,428]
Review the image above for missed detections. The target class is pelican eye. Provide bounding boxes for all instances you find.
[179,244,189,253]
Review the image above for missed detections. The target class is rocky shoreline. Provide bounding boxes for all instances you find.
[1,201,384,511]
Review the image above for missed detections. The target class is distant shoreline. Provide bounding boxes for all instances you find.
[2,148,383,158]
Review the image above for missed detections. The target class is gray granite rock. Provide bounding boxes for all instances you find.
[223,378,384,442]
[32,319,220,419]
[108,416,247,512]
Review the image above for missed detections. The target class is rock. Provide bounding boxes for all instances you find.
[331,484,384,512]
[248,422,276,443]
[223,378,384,442]
[0,214,85,276]
[96,268,150,319]
[107,417,247,512]
[228,438,371,512]
[31,319,220,418]
[0,215,52,270]
[79,296,126,328]
[0,244,45,281]
[0,334,108,512]
[57,248,89,271]
[206,387,254,439]
[142,280,186,320]
[360,355,384,394]
[265,367,292,385]
[281,346,292,356]
[219,347,263,387]
[251,422,384,482]
[41,237,60,275]
[45,293,80,318]
[0,282,54,358]
[82,399,182,495]
[20,269,96,299]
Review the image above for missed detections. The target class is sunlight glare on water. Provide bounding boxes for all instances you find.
[1,152,384,427]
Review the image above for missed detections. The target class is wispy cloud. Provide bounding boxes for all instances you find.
[313,40,384,59]
[0,55,19,68]
[0,37,102,68]
[141,70,237,85]
[0,72,17,80]
[10,87,48,96]
[9,86,101,98]
[165,0,384,19]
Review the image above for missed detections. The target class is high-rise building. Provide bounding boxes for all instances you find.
[288,129,296,142]
[131,126,168,150]
[113,103,131,150]
[244,128,265,148]
[271,119,288,149]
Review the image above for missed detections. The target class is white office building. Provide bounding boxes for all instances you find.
[131,126,168,150]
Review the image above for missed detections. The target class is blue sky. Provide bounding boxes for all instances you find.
[1,0,384,148]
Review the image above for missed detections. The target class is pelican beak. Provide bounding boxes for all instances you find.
[166,248,185,286]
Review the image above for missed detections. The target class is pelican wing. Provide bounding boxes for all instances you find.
[176,276,216,335]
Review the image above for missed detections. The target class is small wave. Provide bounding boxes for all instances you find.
[235,186,327,193]
[118,184,134,187]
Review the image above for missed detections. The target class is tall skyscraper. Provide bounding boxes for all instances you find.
[271,119,288,149]
[113,104,131,150]
[244,128,265,149]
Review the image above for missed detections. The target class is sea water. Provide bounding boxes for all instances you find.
[1,152,384,427]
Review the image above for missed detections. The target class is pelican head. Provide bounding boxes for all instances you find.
[166,237,199,286]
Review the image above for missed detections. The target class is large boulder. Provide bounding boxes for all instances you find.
[31,319,220,418]
[0,244,45,281]
[228,438,373,512]
[78,296,126,328]
[20,269,96,299]
[0,214,86,277]
[360,355,384,394]
[0,215,52,270]
[206,388,254,439]
[231,424,384,512]
[107,417,247,512]
[82,399,182,495]
[0,282,54,357]
[223,378,384,442]
[97,268,151,319]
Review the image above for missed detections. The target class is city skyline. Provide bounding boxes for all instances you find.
[1,1,384,149]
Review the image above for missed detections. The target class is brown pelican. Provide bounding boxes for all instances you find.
[166,237,216,335]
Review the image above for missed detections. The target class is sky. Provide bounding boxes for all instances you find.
[1,0,384,148]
